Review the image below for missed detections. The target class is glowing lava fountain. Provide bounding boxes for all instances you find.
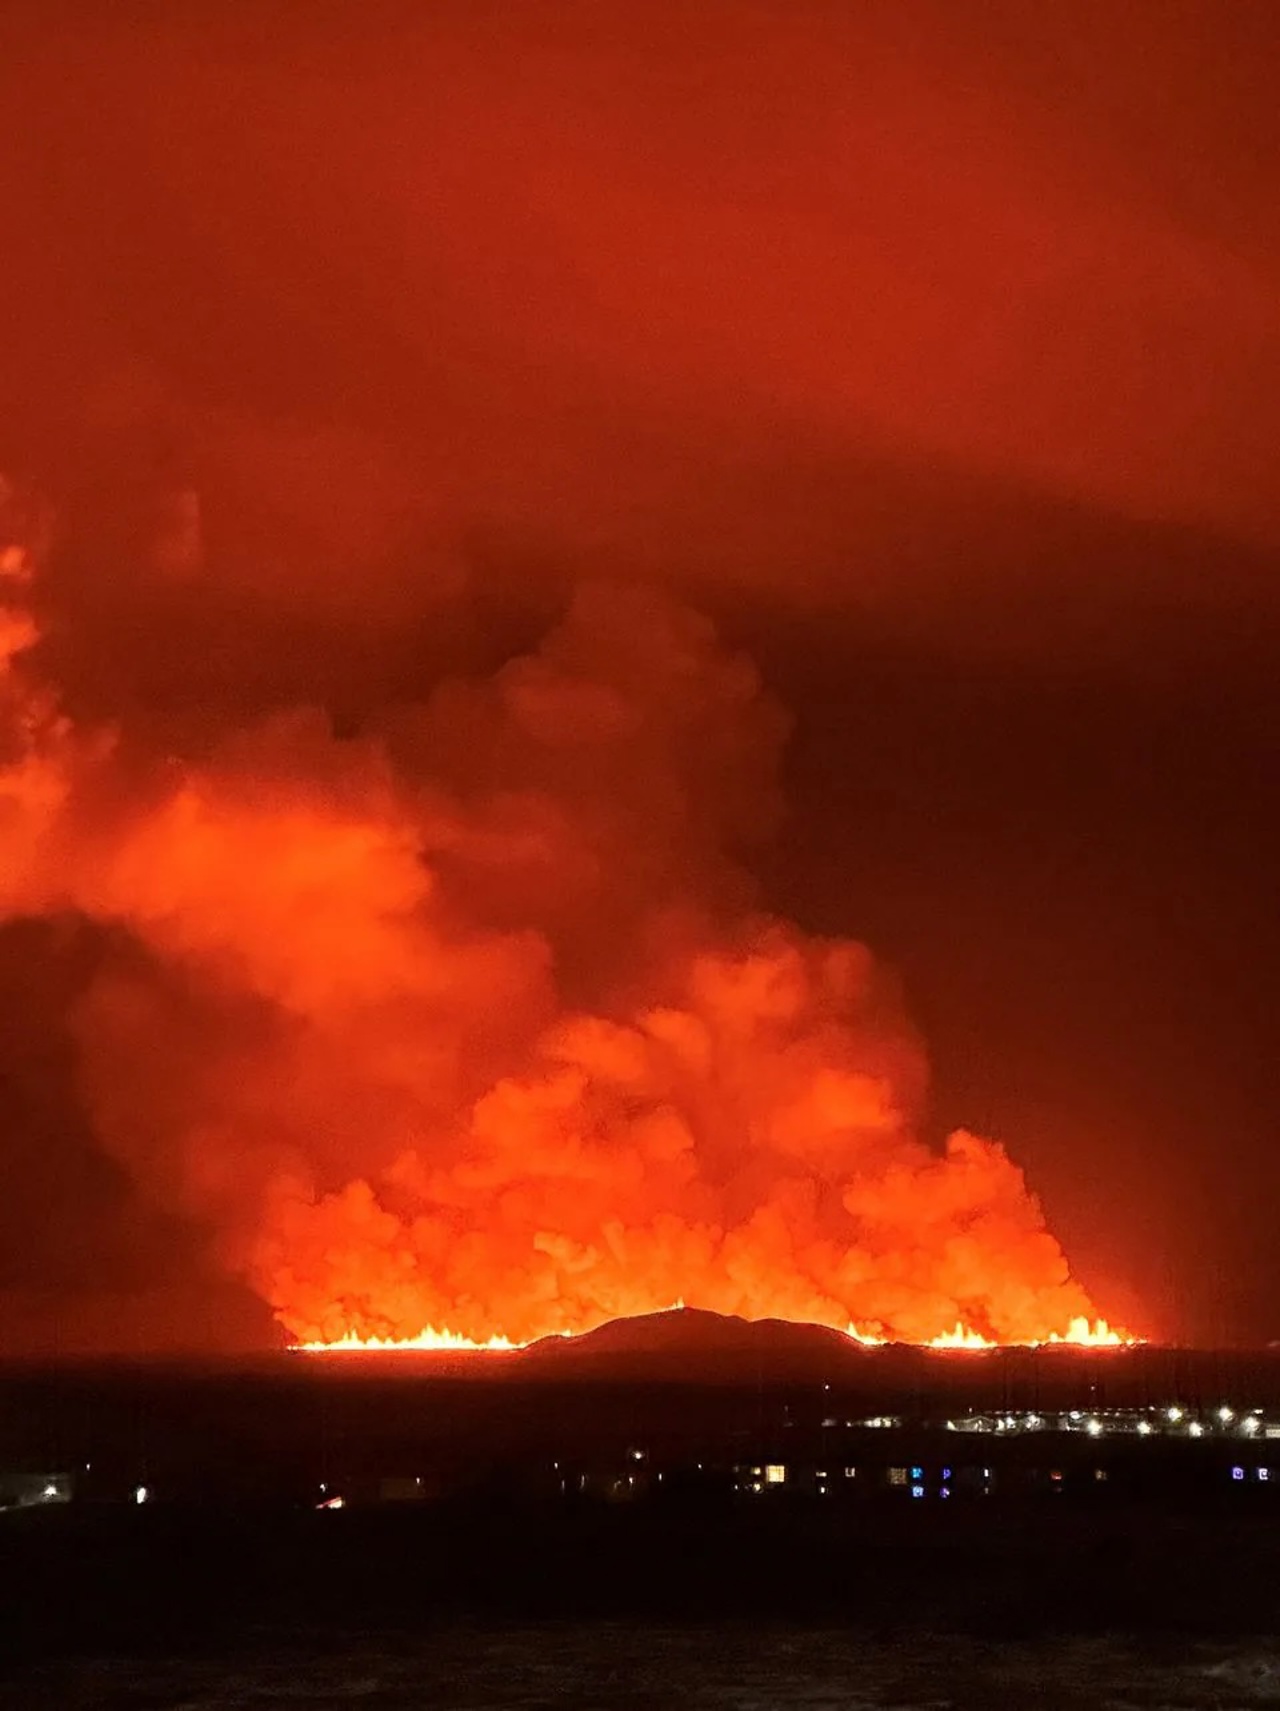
[293,1327,523,1353]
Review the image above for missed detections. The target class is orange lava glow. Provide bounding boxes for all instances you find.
[927,1323,998,1350]
[291,1310,1139,1354]
[294,1326,523,1353]
[925,1315,1133,1351]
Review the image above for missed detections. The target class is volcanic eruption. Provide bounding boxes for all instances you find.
[0,478,1131,1353]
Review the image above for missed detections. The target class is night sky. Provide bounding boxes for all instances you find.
[0,2,1277,1349]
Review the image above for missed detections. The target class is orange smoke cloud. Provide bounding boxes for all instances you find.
[0,486,1125,1347]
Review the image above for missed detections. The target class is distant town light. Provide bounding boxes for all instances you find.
[764,1464,786,1485]
[1167,1407,1183,1423]
[134,1485,149,1505]
[42,1484,57,1499]
[1219,1407,1234,1424]
[1188,1422,1204,1438]
[1086,1419,1102,1437]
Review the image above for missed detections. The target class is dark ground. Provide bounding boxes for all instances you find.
[4,1339,1280,1706]
[3,1502,1280,1707]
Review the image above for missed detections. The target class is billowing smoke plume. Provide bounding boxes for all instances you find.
[0,479,1108,1346]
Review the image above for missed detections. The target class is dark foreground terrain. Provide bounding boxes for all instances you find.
[4,1329,1280,1705]
[7,1623,1280,1710]
[3,1502,1280,1708]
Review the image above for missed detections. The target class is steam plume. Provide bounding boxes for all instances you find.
[0,482,1110,1346]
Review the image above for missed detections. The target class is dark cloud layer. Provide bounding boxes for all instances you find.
[0,2,1277,1346]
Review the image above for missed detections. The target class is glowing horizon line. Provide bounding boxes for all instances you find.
[291,1309,1141,1354]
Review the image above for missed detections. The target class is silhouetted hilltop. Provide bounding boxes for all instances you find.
[521,1306,868,1381]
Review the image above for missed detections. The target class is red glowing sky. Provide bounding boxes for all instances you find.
[0,2,1277,1350]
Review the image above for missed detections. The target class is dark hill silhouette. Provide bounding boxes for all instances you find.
[519,1306,871,1382]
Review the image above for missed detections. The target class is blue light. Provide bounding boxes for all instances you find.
[940,1487,951,1499]
[1232,1466,1245,1480]
[911,1484,924,1498]
[910,1466,923,1479]
[941,1467,952,1480]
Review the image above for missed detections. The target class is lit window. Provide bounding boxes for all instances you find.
[764,1464,786,1485]
[1094,1469,1108,1482]
[888,1467,907,1486]
[844,1466,856,1478]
